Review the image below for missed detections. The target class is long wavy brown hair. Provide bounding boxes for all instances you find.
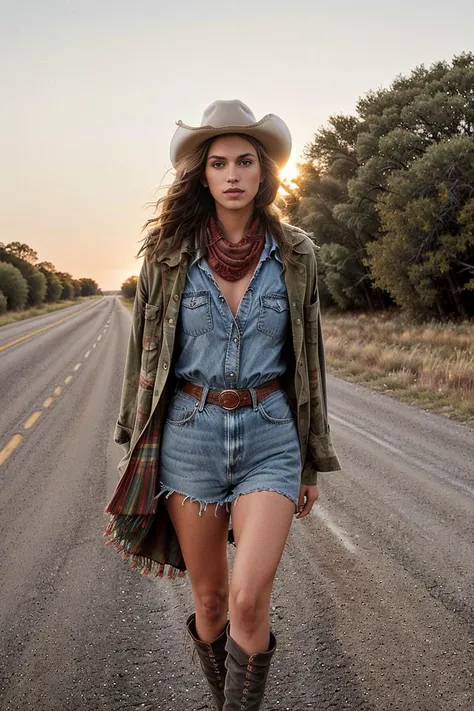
[136,133,295,265]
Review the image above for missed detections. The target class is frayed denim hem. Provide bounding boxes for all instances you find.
[154,483,231,517]
[229,488,299,509]
[154,483,298,516]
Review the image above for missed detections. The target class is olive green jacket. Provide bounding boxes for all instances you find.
[114,222,341,487]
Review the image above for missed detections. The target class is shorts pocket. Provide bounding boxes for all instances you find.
[257,293,290,339]
[180,291,213,336]
[165,391,199,425]
[257,389,294,424]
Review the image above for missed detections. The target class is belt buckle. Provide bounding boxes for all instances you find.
[218,389,241,410]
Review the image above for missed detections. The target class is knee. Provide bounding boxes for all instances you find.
[195,587,228,623]
[229,586,264,633]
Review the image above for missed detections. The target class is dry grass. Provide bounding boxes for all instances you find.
[119,296,134,314]
[322,310,474,427]
[0,295,102,328]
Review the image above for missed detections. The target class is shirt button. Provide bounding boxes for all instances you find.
[233,337,238,343]
[229,372,235,378]
[163,362,168,370]
[173,294,180,302]
[168,318,174,324]
[296,318,301,325]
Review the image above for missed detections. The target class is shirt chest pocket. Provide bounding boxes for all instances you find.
[180,291,214,337]
[257,293,290,339]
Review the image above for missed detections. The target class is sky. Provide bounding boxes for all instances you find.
[1,0,473,290]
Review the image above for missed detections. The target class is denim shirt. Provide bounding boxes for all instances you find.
[174,230,290,390]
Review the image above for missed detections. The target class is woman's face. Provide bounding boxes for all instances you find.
[202,134,262,214]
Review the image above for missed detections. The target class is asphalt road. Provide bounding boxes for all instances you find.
[0,296,473,711]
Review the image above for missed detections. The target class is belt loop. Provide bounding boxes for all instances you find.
[249,387,258,411]
[198,386,209,412]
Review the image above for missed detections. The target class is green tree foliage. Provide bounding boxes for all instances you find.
[36,263,62,303]
[26,270,47,306]
[0,290,7,315]
[0,247,46,306]
[287,52,474,318]
[0,262,29,310]
[0,242,38,264]
[367,136,474,318]
[121,276,138,299]
[55,271,75,300]
[79,278,100,296]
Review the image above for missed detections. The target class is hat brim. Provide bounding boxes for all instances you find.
[170,114,292,170]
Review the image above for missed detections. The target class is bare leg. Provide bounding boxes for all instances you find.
[229,491,295,655]
[164,494,231,642]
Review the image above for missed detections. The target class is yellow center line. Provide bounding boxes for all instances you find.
[24,411,42,429]
[64,375,73,384]
[54,386,62,396]
[74,363,82,371]
[43,396,54,408]
[0,302,99,354]
[0,434,23,466]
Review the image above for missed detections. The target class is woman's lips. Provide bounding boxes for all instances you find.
[224,190,244,197]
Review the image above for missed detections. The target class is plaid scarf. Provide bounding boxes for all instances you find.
[103,413,187,578]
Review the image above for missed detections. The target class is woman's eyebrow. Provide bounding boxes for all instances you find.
[207,152,256,160]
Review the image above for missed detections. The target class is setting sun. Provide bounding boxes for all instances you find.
[279,155,301,190]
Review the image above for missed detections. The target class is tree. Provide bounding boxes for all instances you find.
[121,276,138,299]
[367,136,474,317]
[0,242,38,264]
[79,278,100,296]
[26,270,47,306]
[0,262,29,310]
[288,52,474,317]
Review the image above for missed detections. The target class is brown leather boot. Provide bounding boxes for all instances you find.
[186,612,228,711]
[223,626,277,710]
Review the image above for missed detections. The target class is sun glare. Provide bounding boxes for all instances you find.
[279,157,300,190]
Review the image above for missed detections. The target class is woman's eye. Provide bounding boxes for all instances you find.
[212,161,224,168]
[241,160,252,166]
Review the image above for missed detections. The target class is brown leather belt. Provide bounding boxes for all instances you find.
[178,378,281,410]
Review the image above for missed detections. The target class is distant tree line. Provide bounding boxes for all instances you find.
[283,52,474,320]
[121,276,138,300]
[0,241,101,314]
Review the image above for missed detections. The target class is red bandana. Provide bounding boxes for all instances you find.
[206,215,265,282]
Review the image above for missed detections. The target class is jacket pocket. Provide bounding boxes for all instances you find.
[257,293,290,339]
[180,291,213,336]
[303,297,319,345]
[141,302,161,373]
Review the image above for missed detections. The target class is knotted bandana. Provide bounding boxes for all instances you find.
[206,215,265,281]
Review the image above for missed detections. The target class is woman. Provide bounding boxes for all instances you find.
[104,99,342,710]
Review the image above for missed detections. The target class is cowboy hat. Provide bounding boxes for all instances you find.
[170,99,292,169]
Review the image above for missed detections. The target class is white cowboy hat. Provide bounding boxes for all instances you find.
[170,99,292,169]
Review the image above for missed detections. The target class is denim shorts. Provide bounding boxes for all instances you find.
[157,385,302,516]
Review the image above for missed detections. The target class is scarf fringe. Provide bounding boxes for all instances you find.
[103,514,186,580]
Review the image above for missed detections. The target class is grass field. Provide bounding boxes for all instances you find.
[322,310,474,427]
